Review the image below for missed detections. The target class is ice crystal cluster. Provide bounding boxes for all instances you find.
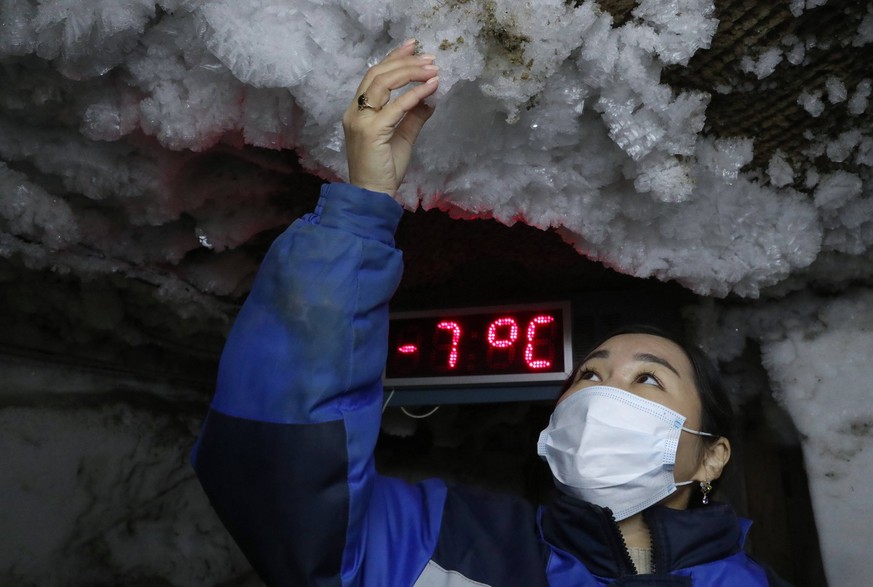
[4,0,862,301]
[1,0,872,584]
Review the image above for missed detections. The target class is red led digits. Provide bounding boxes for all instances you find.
[385,304,568,383]
[436,321,461,369]
[486,317,519,347]
[524,315,555,369]
[486,317,518,369]
[391,333,421,375]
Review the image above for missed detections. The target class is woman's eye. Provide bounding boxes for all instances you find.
[636,372,662,387]
[578,369,601,382]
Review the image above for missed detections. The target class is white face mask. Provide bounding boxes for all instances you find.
[537,385,714,521]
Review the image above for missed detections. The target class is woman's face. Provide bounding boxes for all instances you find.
[557,333,708,506]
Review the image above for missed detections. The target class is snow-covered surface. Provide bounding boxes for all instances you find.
[763,303,873,586]
[1,0,872,584]
[693,289,873,587]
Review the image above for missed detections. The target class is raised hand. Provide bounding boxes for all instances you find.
[343,39,440,197]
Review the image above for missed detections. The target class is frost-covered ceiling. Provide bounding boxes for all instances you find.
[1,0,872,374]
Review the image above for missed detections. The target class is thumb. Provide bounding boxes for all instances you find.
[393,102,436,148]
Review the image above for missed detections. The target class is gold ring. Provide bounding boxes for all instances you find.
[357,93,382,112]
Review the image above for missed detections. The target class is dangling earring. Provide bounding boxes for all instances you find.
[700,480,713,505]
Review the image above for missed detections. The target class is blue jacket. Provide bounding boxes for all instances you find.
[192,183,787,587]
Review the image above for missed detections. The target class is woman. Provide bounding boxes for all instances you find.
[192,41,790,585]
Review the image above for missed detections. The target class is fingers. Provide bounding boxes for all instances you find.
[345,58,438,136]
[384,38,418,64]
[354,57,437,108]
[382,75,439,130]
[342,67,437,131]
[363,62,438,110]
[352,39,416,94]
[353,38,432,93]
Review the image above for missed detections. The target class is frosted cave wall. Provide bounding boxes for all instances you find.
[2,0,873,585]
[0,357,262,586]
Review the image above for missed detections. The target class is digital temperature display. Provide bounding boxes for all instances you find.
[384,302,573,387]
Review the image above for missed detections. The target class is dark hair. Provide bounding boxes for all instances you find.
[559,324,735,502]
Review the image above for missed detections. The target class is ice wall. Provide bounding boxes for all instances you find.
[694,289,873,586]
[0,356,259,585]
[2,0,873,584]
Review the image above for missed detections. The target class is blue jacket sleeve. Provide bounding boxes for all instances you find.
[191,183,442,587]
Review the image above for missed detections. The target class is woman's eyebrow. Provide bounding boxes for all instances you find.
[634,353,680,377]
[583,349,609,362]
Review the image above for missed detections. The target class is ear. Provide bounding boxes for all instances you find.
[694,437,731,482]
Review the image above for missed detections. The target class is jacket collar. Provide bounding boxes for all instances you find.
[540,491,746,578]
